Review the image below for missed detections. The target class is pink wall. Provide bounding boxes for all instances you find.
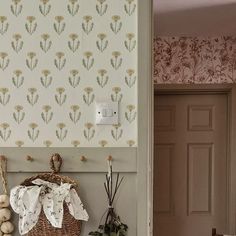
[154,36,236,84]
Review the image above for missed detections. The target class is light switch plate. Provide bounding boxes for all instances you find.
[96,102,118,125]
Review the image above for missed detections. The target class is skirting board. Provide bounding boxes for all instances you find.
[0,147,137,173]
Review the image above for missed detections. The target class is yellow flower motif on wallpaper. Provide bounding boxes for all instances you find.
[99,140,108,147]
[54,16,65,35]
[84,123,95,141]
[28,123,39,142]
[42,69,50,76]
[27,88,39,106]
[0,123,10,129]
[96,0,108,16]
[12,70,24,88]
[15,140,24,147]
[112,15,120,22]
[56,87,65,94]
[111,87,122,102]
[124,0,136,16]
[0,87,10,106]
[68,69,80,88]
[44,140,52,147]
[0,16,7,23]
[125,69,136,88]
[39,0,51,16]
[40,34,52,53]
[11,34,24,53]
[40,0,50,3]
[96,33,108,52]
[82,15,94,35]
[55,87,67,106]
[127,140,135,147]
[14,105,23,112]
[82,51,94,70]
[110,15,122,34]
[54,52,66,70]
[68,33,80,53]
[97,69,109,88]
[111,51,122,70]
[125,33,136,52]
[13,105,25,124]
[11,0,23,17]
[69,105,81,124]
[41,105,53,124]
[0,16,8,35]
[13,33,21,40]
[125,105,137,123]
[111,123,123,141]
[56,123,68,141]
[71,140,80,147]
[0,52,10,71]
[0,123,11,142]
[25,16,37,35]
[26,52,38,71]
[83,87,95,106]
[40,69,53,88]
[12,0,21,3]
[67,0,79,16]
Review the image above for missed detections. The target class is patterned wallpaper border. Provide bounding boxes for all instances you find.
[154,36,236,84]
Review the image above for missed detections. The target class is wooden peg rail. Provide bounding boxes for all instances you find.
[0,147,137,173]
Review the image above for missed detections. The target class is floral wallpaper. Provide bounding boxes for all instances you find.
[154,36,236,84]
[0,0,137,147]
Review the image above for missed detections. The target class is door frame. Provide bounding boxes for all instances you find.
[137,0,153,236]
[153,84,236,234]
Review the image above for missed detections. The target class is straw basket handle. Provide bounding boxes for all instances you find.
[50,153,62,174]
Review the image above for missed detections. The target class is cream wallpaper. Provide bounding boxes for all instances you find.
[0,0,137,147]
[154,36,236,84]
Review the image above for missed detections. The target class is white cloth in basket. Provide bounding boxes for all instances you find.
[10,178,89,235]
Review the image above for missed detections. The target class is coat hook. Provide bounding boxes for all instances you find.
[107,155,113,161]
[80,156,87,162]
[26,155,34,162]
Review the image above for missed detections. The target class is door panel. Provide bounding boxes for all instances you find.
[154,94,228,236]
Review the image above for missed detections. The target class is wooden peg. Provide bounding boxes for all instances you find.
[0,155,6,161]
[52,154,60,162]
[26,155,34,162]
[80,156,87,162]
[107,155,113,161]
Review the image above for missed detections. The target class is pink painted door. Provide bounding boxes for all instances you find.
[154,93,228,236]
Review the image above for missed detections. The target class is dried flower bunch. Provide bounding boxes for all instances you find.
[89,162,128,236]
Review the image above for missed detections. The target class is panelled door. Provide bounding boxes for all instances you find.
[154,93,228,236]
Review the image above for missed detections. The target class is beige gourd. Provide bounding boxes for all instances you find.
[0,196,9,209]
[0,209,11,222]
[0,222,14,234]
[0,156,14,235]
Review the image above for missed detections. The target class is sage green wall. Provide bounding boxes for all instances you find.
[0,0,137,147]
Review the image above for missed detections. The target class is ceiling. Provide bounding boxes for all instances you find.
[154,0,236,36]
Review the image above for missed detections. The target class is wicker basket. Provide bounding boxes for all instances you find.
[20,153,82,236]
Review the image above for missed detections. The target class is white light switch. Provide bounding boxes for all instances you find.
[96,102,118,125]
